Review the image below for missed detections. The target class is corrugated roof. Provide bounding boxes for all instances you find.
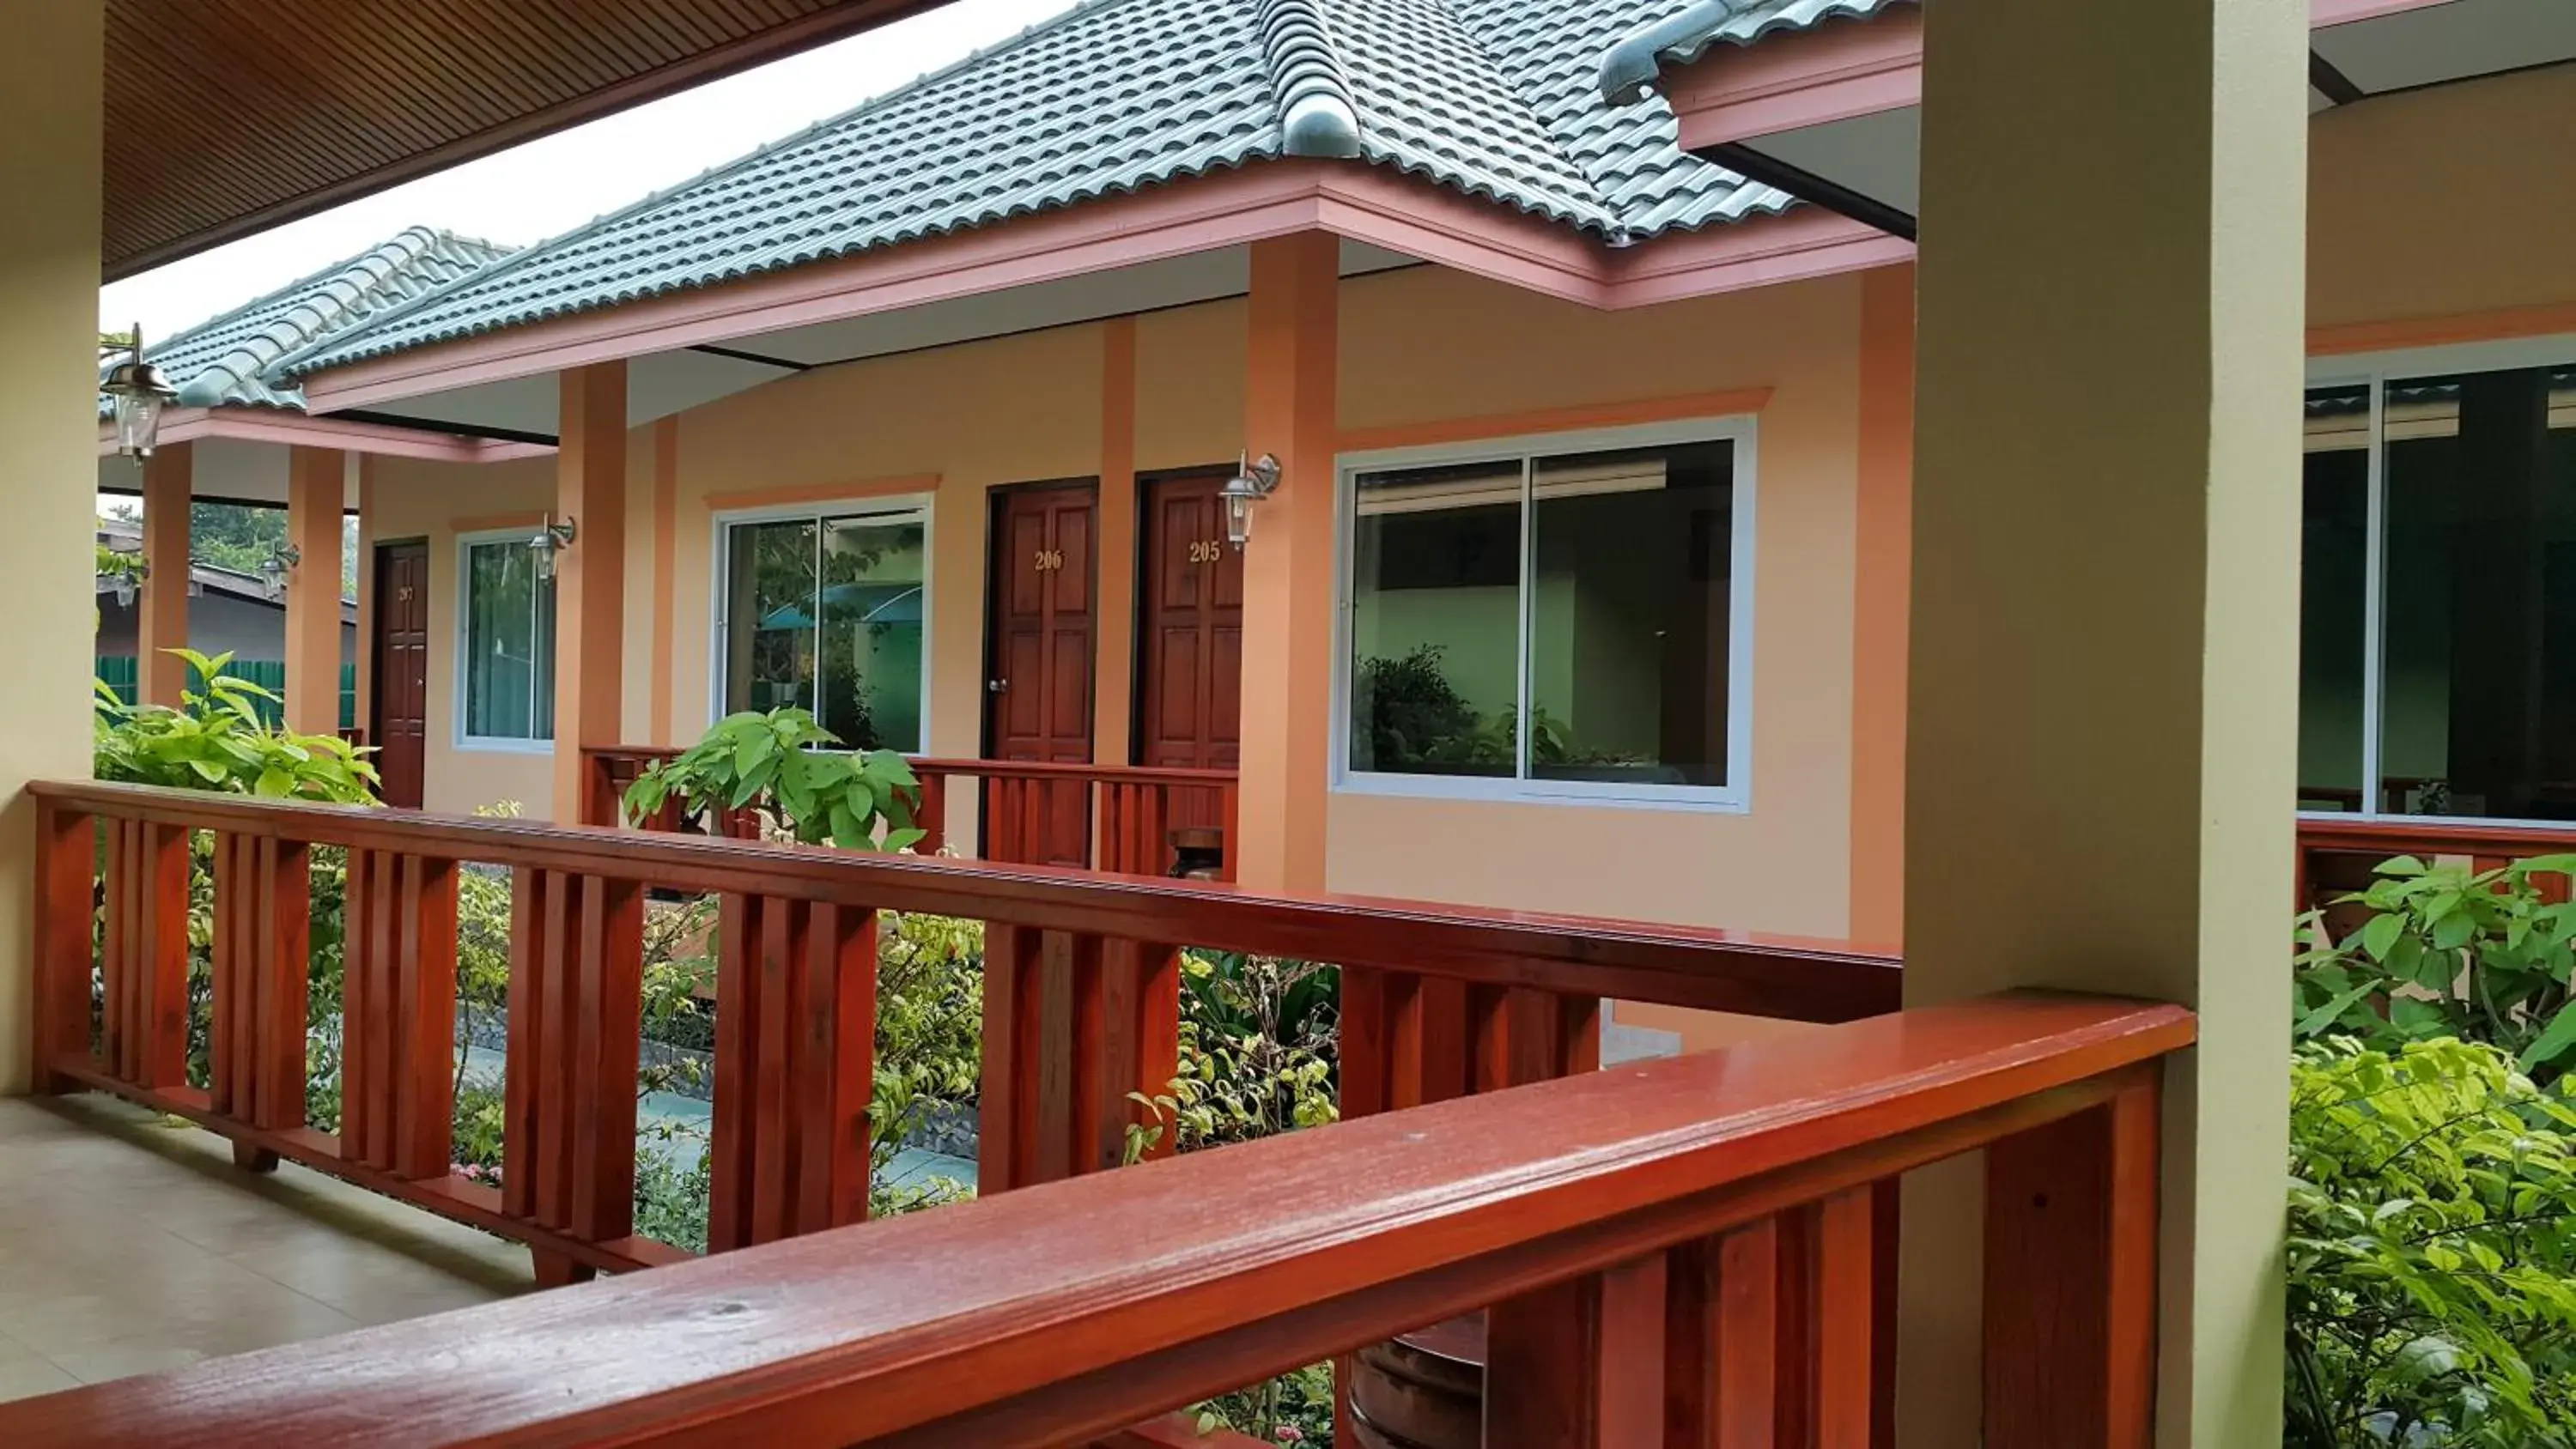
[1601,0,1914,106]
[104,227,513,415]
[284,0,1786,377]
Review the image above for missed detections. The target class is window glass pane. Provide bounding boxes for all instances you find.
[724,519,817,718]
[462,541,553,741]
[2379,365,2576,818]
[1347,461,1522,777]
[817,513,926,752]
[1528,442,1734,788]
[2299,385,2370,810]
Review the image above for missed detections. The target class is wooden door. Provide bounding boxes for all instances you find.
[984,482,1097,866]
[1138,472,1242,831]
[369,541,430,809]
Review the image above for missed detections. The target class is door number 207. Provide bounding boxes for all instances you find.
[1186,540,1224,565]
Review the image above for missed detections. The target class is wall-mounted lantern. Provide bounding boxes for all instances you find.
[100,323,177,458]
[259,543,301,601]
[109,561,146,609]
[1220,452,1282,549]
[528,514,578,581]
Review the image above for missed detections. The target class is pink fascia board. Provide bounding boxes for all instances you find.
[295,162,1913,417]
[101,407,554,462]
[1665,0,2462,150]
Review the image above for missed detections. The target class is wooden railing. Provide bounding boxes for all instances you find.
[2296,814,2576,920]
[582,745,1241,878]
[0,991,2189,1447]
[28,779,1898,1290]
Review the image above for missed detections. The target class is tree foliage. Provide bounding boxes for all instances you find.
[2287,1037,2576,1446]
[94,648,376,803]
[622,706,925,851]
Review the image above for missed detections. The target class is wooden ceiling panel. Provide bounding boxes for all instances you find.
[102,0,942,279]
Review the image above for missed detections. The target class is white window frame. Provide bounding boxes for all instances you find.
[2303,333,2576,827]
[705,494,935,751]
[453,527,556,755]
[1331,416,1758,813]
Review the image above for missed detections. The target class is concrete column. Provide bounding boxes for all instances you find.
[0,0,102,1094]
[1091,317,1139,768]
[552,362,628,823]
[283,446,346,736]
[1234,233,1339,893]
[352,457,376,742]
[1899,2,2306,1446]
[137,441,193,706]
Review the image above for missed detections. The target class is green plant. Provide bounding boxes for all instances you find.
[1350,646,1479,773]
[2295,855,2576,1082]
[1192,1361,1334,1442]
[2286,1037,2576,1446]
[94,649,378,803]
[623,706,925,851]
[1128,954,1339,1161]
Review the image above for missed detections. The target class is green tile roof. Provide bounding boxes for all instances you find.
[1601,0,1913,106]
[284,0,1796,378]
[101,227,513,416]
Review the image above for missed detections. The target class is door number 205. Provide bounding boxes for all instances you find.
[1186,540,1224,565]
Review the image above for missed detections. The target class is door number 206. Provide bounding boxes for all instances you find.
[1031,548,1066,573]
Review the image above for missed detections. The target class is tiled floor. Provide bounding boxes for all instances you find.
[0,1094,531,1404]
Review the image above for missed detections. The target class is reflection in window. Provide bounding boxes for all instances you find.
[2299,385,2369,810]
[2379,367,2576,819]
[1347,461,1521,778]
[462,537,555,742]
[1345,432,1747,796]
[720,510,926,752]
[1529,444,1733,787]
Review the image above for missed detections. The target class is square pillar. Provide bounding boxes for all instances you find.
[552,362,628,822]
[0,0,102,1094]
[1234,233,1339,894]
[1091,318,1139,767]
[1899,2,2307,1446]
[137,441,193,706]
[283,446,347,737]
[352,457,376,742]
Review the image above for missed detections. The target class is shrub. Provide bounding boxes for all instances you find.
[621,706,924,850]
[2295,854,2576,1082]
[1349,646,1479,773]
[1130,953,1339,1160]
[94,648,378,803]
[2287,1037,2576,1446]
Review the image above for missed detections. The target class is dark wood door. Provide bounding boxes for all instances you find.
[370,541,430,809]
[984,482,1097,866]
[1138,472,1242,831]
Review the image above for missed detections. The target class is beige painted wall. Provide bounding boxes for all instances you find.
[1325,267,1864,938]
[368,267,1872,940]
[2309,64,2576,331]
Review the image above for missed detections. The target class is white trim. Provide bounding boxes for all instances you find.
[2302,333,2576,822]
[705,493,934,752]
[452,527,556,755]
[1329,415,1759,813]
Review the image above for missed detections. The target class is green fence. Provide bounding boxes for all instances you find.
[95,657,358,732]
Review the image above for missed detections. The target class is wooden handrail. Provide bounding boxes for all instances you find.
[27,777,1900,1309]
[2295,814,2576,913]
[581,746,1242,879]
[44,781,1893,1021]
[0,992,2189,1447]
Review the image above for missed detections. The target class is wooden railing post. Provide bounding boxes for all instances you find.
[340,850,459,1183]
[100,816,189,1089]
[1983,1065,2161,1449]
[505,869,649,1282]
[210,833,311,1172]
[981,927,1183,1191]
[32,803,96,1093]
[707,894,876,1253]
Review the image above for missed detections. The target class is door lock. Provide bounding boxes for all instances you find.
[987,679,1010,694]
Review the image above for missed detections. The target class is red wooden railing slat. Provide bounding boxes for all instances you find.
[0,993,2189,1448]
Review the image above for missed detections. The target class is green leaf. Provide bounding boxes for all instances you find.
[2361,911,2405,963]
[2296,980,2379,1038]
[2518,1000,2576,1074]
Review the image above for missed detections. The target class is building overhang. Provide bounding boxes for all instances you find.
[97,407,555,464]
[292,161,1913,418]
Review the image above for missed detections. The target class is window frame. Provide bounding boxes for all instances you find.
[704,493,935,751]
[2303,332,2576,826]
[1330,415,1759,813]
[452,526,557,755]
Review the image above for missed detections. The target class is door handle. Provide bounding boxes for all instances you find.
[987,679,1009,694]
